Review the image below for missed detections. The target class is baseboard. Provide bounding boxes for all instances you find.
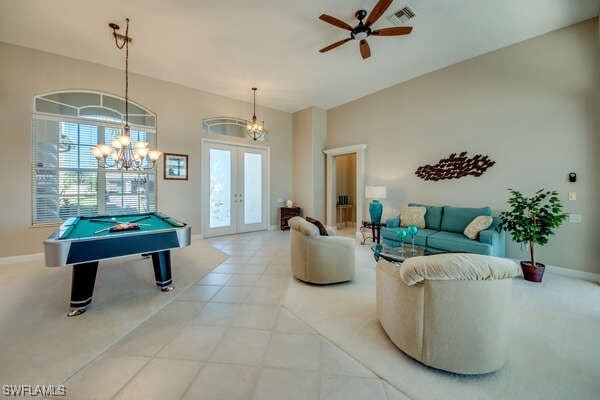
[0,253,44,265]
[546,265,600,283]
[191,234,204,241]
[269,225,278,231]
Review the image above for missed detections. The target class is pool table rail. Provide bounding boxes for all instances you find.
[44,217,191,268]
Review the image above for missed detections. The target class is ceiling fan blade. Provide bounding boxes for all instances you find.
[365,0,393,27]
[319,38,352,53]
[359,39,371,59]
[319,14,352,31]
[371,27,413,36]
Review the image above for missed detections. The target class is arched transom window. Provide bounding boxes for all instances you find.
[32,90,157,224]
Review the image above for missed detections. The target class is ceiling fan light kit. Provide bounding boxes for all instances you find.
[319,0,413,60]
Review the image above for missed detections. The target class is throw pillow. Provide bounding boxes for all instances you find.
[400,206,426,229]
[305,217,328,236]
[464,216,493,240]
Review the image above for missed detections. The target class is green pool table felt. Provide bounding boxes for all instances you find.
[59,212,185,239]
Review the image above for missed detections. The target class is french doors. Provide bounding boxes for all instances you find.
[202,141,269,237]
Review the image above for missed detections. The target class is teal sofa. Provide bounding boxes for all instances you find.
[381,203,505,257]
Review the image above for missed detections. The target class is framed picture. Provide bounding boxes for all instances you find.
[164,153,188,180]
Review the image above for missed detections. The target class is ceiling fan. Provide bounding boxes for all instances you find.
[318,0,413,60]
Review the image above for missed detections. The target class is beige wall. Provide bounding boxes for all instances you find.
[292,108,313,215]
[312,107,327,221]
[0,42,292,257]
[291,107,327,220]
[327,19,600,273]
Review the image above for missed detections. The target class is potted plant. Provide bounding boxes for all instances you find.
[498,189,567,282]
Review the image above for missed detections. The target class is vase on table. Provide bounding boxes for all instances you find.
[369,200,383,224]
[407,225,419,253]
[396,229,407,254]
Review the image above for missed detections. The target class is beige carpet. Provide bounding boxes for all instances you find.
[283,246,600,400]
[0,240,227,387]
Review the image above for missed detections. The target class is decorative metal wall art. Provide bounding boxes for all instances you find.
[415,152,495,181]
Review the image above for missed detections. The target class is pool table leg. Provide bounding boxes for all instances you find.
[152,250,174,292]
[68,261,99,317]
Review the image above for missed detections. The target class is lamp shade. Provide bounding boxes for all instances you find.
[365,186,387,199]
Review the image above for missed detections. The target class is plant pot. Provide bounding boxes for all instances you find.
[520,261,545,282]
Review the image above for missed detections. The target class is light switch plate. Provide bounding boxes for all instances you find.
[568,192,577,201]
[568,214,582,223]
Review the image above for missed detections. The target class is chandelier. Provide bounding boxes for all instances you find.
[246,87,267,141]
[91,18,161,170]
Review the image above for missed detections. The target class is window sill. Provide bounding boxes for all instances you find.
[31,222,62,228]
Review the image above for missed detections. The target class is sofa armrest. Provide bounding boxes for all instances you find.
[306,236,355,280]
[478,228,506,257]
[386,217,400,228]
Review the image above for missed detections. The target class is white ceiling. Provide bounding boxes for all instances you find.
[0,0,598,113]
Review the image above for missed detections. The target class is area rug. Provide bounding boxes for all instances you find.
[0,240,227,386]
[283,247,600,400]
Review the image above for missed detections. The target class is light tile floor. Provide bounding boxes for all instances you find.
[64,231,409,400]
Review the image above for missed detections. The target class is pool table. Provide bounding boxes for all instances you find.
[44,212,191,316]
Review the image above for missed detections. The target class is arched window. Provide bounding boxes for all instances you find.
[32,90,157,224]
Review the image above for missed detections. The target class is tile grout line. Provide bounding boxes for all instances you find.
[60,266,219,385]
[108,269,226,399]
[245,306,282,400]
[107,269,234,400]
[73,233,290,399]
[108,356,154,400]
[318,330,324,399]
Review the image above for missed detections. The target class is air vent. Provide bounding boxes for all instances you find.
[388,6,415,25]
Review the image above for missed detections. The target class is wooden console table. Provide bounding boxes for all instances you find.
[280,207,301,230]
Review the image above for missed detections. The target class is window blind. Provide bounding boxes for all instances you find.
[32,118,157,224]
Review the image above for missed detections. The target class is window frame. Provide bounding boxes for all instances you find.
[31,90,158,227]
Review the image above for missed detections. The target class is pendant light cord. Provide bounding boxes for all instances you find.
[125,18,129,132]
[112,18,130,134]
[252,88,257,119]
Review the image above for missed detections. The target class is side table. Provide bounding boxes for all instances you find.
[336,204,353,228]
[280,207,301,230]
[360,221,386,244]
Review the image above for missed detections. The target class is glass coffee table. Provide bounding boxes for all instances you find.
[371,243,429,263]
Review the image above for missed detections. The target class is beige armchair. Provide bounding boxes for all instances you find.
[376,253,519,374]
[288,216,355,284]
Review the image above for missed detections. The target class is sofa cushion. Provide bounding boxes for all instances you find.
[441,206,492,234]
[289,216,319,237]
[381,227,438,247]
[306,217,328,236]
[399,253,519,286]
[408,203,443,231]
[428,231,493,255]
[464,216,493,240]
[385,217,400,228]
[400,206,426,228]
